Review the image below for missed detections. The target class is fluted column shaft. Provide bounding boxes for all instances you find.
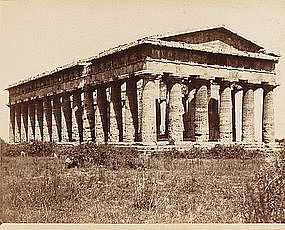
[242,84,255,142]
[72,90,84,143]
[262,86,275,143]
[141,76,157,143]
[168,79,184,143]
[62,93,72,142]
[35,100,44,141]
[15,104,21,143]
[95,87,108,144]
[28,101,35,141]
[43,97,52,142]
[232,90,237,142]
[109,83,122,142]
[21,102,29,142]
[9,105,16,143]
[123,80,138,142]
[52,96,62,142]
[194,80,209,142]
[219,82,232,142]
[83,86,95,141]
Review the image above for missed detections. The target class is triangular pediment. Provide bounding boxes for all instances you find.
[160,27,264,54]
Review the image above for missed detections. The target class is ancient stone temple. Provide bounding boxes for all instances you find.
[6,26,280,146]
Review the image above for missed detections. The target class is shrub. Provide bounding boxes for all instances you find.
[4,141,56,157]
[242,149,285,223]
[155,144,262,160]
[64,143,139,170]
[206,144,262,159]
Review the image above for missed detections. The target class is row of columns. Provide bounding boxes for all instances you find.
[8,76,275,144]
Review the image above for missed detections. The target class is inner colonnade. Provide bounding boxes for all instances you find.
[8,74,275,145]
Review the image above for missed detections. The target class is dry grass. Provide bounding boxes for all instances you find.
[1,153,271,224]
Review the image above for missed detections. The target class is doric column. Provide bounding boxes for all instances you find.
[109,83,122,142]
[83,86,95,142]
[242,84,255,142]
[15,103,21,143]
[28,101,36,141]
[231,89,237,142]
[141,76,157,144]
[168,78,184,143]
[21,102,29,142]
[95,87,108,144]
[262,85,275,143]
[123,79,138,142]
[136,78,144,141]
[62,93,73,142]
[72,90,84,143]
[158,80,167,138]
[35,99,43,141]
[43,97,52,142]
[9,105,16,143]
[52,95,62,142]
[219,81,232,143]
[15,104,21,143]
[194,79,209,142]
[183,88,196,141]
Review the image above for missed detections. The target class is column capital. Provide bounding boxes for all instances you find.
[143,74,158,81]
[261,83,278,92]
[216,80,233,90]
[239,80,259,90]
[191,77,210,88]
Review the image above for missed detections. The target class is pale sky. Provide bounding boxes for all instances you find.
[0,0,284,142]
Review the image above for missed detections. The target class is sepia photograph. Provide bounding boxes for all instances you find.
[0,0,284,228]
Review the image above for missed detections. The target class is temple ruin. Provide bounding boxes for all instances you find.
[6,27,280,147]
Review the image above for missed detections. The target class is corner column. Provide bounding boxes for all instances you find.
[262,85,275,143]
[141,75,157,144]
[168,78,184,143]
[242,83,255,142]
[194,79,209,142]
[219,81,232,143]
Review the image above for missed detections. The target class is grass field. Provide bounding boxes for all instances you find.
[1,154,273,223]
